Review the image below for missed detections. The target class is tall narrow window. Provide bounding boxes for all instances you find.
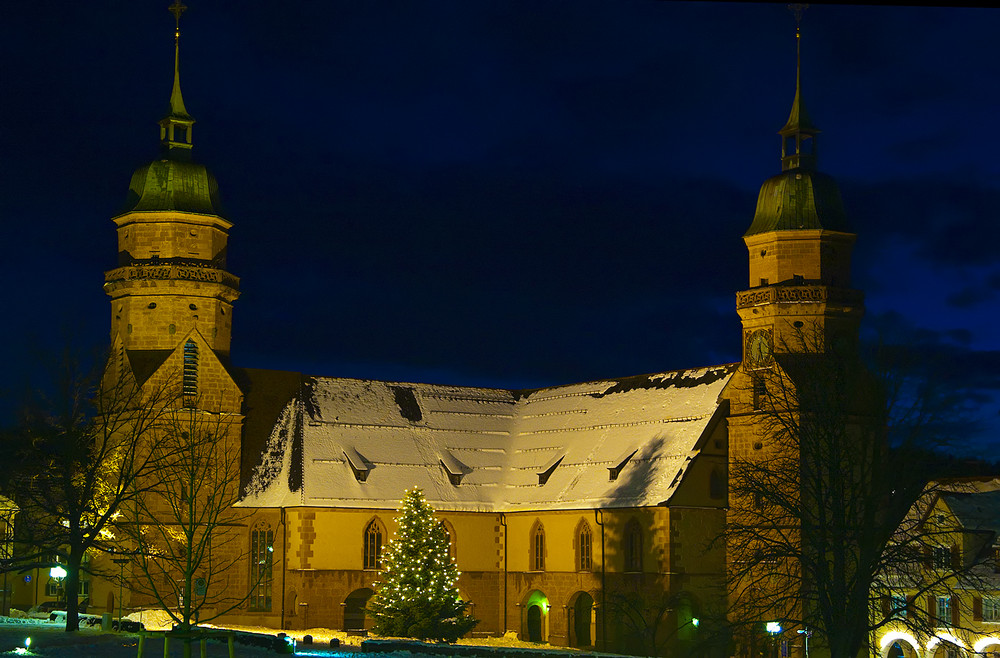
[532,523,545,571]
[709,467,725,500]
[364,520,383,570]
[183,340,198,401]
[624,519,643,572]
[578,521,593,572]
[250,522,274,611]
[936,596,951,626]
[440,521,455,561]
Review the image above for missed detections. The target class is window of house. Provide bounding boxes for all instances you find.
[249,522,274,611]
[0,516,13,561]
[984,597,1000,622]
[532,523,545,571]
[933,546,952,570]
[183,339,198,402]
[936,596,951,625]
[364,520,383,570]
[578,522,592,572]
[624,519,643,572]
[45,578,62,598]
[890,593,906,619]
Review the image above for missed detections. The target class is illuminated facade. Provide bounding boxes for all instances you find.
[876,481,1000,658]
[66,6,965,657]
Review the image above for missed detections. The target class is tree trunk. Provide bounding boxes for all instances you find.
[64,550,83,632]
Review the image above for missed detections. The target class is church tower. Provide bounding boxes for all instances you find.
[734,15,863,374]
[723,13,868,656]
[103,2,241,411]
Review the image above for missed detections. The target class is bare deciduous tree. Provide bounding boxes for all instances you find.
[122,399,257,657]
[724,330,993,658]
[1,351,172,631]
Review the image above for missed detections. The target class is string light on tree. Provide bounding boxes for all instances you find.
[366,488,478,642]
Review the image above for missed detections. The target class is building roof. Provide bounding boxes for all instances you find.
[941,485,1000,536]
[743,169,849,236]
[238,364,736,512]
[116,159,225,217]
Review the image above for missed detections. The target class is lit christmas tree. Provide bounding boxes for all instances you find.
[367,488,478,642]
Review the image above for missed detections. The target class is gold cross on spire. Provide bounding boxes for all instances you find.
[169,1,188,41]
[788,3,808,40]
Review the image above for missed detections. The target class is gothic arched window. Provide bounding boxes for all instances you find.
[532,522,546,571]
[249,521,274,611]
[364,519,384,570]
[624,519,643,572]
[577,520,593,572]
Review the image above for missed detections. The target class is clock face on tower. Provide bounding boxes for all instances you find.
[745,328,773,368]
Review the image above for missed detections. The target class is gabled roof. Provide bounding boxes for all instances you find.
[238,364,736,512]
[941,487,1000,537]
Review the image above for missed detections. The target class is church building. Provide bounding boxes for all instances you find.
[80,5,865,656]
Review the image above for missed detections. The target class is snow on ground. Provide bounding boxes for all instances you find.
[0,615,593,658]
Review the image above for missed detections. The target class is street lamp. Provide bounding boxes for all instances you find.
[797,628,812,658]
[766,622,782,658]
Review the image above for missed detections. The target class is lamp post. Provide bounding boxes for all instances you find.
[796,628,811,658]
[766,622,782,658]
[112,558,130,630]
[49,564,67,602]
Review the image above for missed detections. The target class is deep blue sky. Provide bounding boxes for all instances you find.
[2,2,998,450]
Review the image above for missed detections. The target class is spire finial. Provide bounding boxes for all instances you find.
[160,1,194,158]
[169,0,188,41]
[779,3,818,171]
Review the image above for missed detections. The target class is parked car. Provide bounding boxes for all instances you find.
[31,599,88,614]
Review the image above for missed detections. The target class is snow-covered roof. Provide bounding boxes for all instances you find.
[238,364,736,512]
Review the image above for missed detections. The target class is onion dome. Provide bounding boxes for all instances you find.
[118,1,225,218]
[745,9,849,237]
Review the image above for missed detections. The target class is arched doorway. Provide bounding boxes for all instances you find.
[521,590,548,643]
[569,591,594,648]
[878,633,920,658]
[343,588,374,632]
[527,605,542,642]
[976,642,1000,658]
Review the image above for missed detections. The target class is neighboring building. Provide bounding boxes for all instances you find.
[0,497,17,616]
[877,479,1000,658]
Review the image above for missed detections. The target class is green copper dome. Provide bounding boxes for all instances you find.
[116,2,224,218]
[119,158,225,217]
[744,168,848,236]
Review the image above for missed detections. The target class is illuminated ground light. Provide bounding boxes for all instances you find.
[11,637,32,655]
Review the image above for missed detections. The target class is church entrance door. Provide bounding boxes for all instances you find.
[343,588,374,632]
[526,605,542,642]
[570,592,593,647]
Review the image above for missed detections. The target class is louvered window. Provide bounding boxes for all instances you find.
[182,340,198,400]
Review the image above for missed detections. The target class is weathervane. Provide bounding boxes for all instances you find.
[169,0,188,43]
[788,4,808,42]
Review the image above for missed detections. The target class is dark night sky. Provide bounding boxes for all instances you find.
[2,2,998,450]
